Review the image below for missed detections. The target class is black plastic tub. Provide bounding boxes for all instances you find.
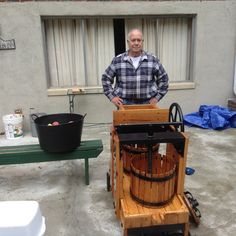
[34,113,85,153]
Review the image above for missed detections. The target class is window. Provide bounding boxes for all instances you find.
[43,16,194,89]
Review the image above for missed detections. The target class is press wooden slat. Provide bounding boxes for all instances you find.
[113,108,169,126]
[130,155,176,207]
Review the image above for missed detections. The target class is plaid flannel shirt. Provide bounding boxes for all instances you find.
[102,51,169,101]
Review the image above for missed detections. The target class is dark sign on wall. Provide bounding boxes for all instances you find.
[0,37,16,50]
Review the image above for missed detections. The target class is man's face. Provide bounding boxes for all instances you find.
[127,30,143,56]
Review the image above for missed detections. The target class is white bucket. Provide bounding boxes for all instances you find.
[2,114,23,139]
[0,201,46,236]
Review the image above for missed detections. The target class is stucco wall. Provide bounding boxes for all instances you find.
[0,1,236,132]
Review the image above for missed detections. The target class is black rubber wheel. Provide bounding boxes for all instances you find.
[184,191,193,199]
[169,103,185,132]
[194,207,202,218]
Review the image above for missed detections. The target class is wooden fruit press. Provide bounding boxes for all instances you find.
[107,103,191,236]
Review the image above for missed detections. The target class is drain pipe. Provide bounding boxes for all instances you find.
[228,45,236,110]
[234,51,236,95]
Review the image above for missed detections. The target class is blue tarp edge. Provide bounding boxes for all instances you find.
[184,105,236,130]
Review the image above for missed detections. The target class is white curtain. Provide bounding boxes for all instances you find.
[74,19,86,86]
[45,18,114,87]
[96,19,115,86]
[45,17,190,87]
[142,18,158,55]
[157,18,189,81]
[45,19,75,87]
[125,17,190,81]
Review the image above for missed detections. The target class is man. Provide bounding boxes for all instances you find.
[102,28,169,106]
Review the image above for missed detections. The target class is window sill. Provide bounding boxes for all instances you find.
[169,82,195,90]
[47,87,102,96]
[47,82,195,96]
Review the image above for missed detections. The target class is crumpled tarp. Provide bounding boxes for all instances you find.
[184,105,236,130]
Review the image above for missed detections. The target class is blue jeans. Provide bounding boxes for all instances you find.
[122,99,150,105]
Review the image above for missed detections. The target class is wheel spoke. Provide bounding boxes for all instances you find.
[168,103,185,132]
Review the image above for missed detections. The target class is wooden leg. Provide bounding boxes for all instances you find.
[84,158,89,185]
[123,228,128,236]
[184,222,189,236]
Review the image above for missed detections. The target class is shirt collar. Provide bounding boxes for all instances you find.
[123,50,148,62]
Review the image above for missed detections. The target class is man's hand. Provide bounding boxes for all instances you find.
[149,97,158,104]
[111,97,123,106]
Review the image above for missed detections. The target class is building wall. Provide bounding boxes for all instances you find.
[0,1,235,132]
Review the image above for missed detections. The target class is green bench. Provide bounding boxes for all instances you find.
[0,139,103,185]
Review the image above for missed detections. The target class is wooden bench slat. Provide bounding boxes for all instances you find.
[0,140,102,154]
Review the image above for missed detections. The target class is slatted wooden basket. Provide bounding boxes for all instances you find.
[130,153,176,206]
[122,143,159,173]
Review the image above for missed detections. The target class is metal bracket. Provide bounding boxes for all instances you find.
[67,88,85,113]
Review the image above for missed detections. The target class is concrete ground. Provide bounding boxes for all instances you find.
[0,124,235,236]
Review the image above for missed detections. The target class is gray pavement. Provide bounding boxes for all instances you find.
[0,124,235,236]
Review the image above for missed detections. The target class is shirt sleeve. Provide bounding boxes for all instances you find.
[101,58,117,101]
[154,60,169,101]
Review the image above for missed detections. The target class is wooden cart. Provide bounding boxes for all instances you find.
[107,104,190,236]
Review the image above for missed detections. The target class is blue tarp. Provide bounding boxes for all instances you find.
[184,105,236,130]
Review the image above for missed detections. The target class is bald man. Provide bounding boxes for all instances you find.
[102,29,169,107]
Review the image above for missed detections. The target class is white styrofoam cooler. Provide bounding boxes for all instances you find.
[0,201,46,236]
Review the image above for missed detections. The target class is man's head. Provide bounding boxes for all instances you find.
[127,29,143,57]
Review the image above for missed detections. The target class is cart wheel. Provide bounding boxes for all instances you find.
[106,172,111,192]
[184,191,194,199]
[194,207,202,218]
[184,191,201,226]
[169,103,185,132]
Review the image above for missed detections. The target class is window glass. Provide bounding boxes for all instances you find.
[43,16,193,88]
